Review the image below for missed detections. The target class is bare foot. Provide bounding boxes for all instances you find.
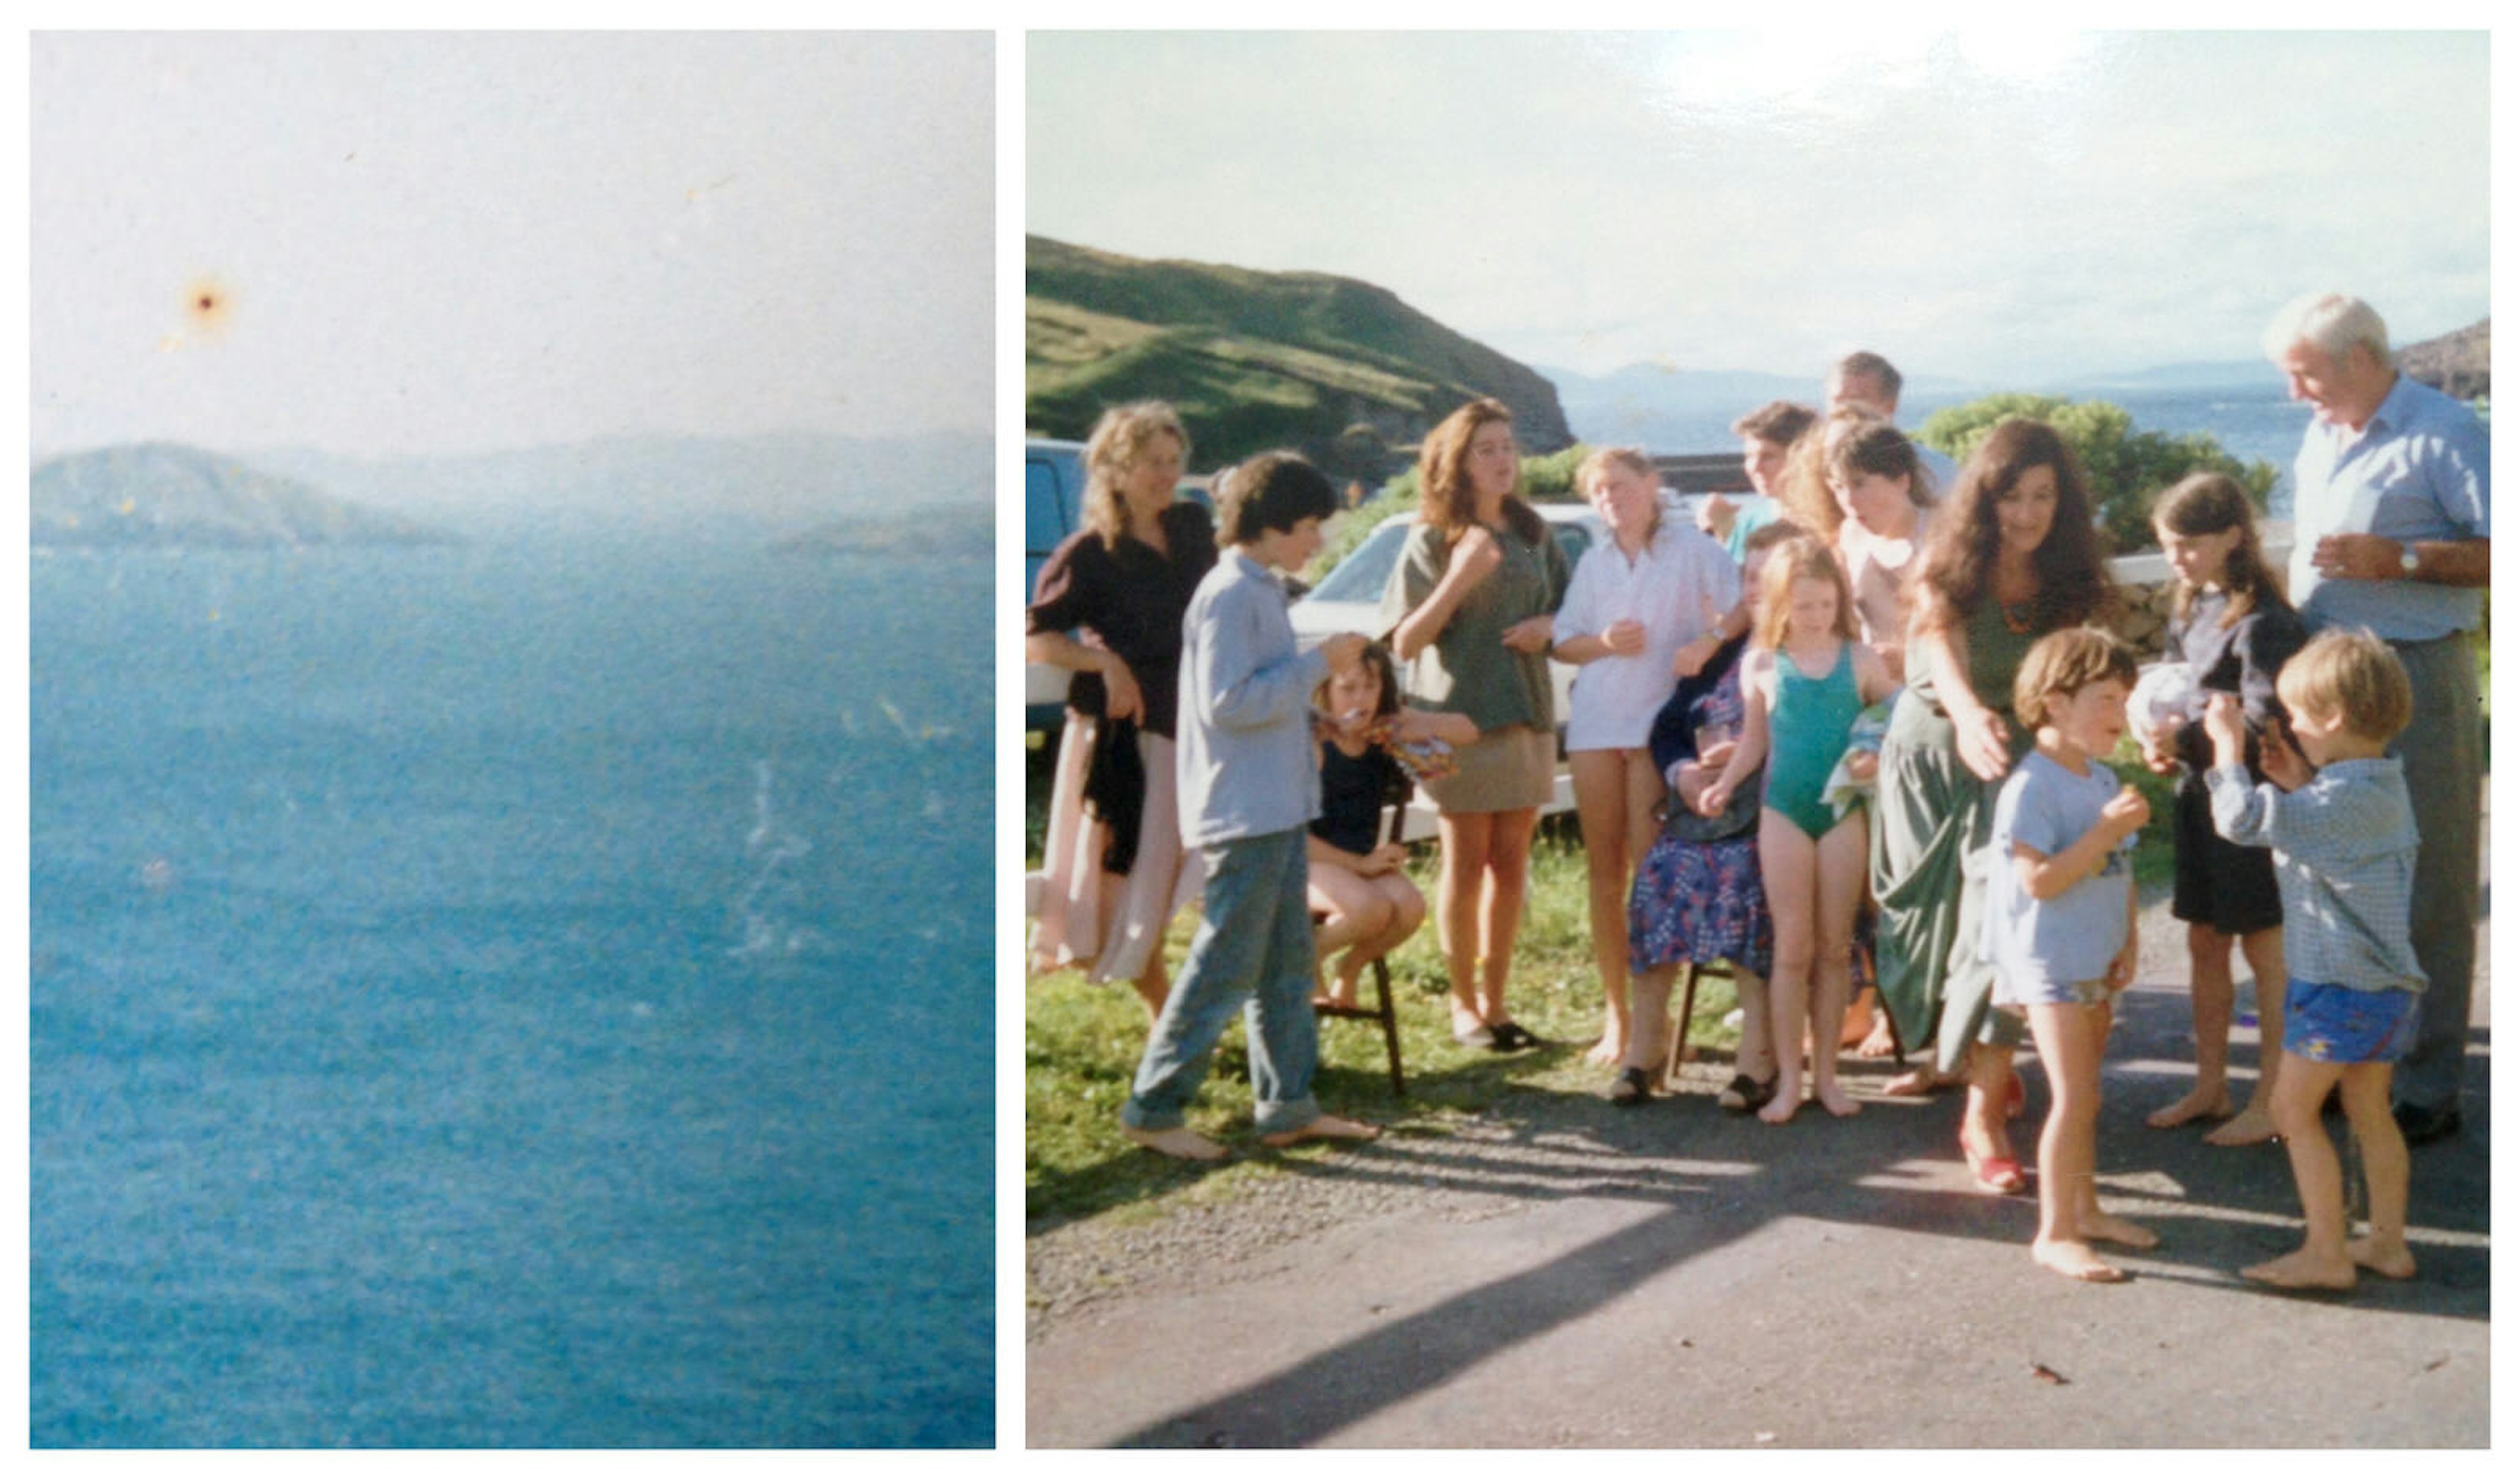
[1815,1083,1861,1118]
[1259,1113,1381,1149]
[1882,1066,1958,1097]
[2032,1238,2128,1283]
[2241,1247,2356,1291]
[1585,1037,1625,1067]
[2202,1106,2280,1146]
[2080,1211,2159,1250]
[2345,1237,2417,1280]
[2146,1085,2235,1130]
[1854,1015,1899,1059]
[1758,1077,1803,1125]
[1122,1125,1228,1161]
[1839,996,1876,1049]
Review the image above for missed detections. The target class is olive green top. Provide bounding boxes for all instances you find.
[1903,595,2049,726]
[1380,520,1569,734]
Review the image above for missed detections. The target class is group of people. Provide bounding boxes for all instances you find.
[1024,291,2487,1289]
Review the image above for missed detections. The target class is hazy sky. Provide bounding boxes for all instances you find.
[1028,30,2489,387]
[33,31,992,458]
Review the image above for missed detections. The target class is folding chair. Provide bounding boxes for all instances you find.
[1663,957,1736,1090]
[1312,772,1413,1098]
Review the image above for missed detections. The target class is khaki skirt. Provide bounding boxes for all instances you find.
[1423,722,1555,814]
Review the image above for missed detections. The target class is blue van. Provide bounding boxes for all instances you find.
[1023,436,1213,732]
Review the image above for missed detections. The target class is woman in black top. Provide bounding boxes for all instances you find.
[1026,402,1217,1016]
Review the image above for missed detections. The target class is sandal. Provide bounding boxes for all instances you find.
[1962,1135,2029,1195]
[1718,1072,1778,1115]
[1487,1020,1541,1052]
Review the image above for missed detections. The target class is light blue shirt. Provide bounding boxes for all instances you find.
[2287,373,2489,642]
[1984,751,2135,996]
[2207,757,2424,993]
[1174,549,1331,848]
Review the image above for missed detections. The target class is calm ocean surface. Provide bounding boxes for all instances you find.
[31,534,991,1447]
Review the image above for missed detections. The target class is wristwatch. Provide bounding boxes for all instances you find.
[2399,543,2421,577]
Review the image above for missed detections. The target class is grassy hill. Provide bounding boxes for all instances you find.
[1026,236,1573,482]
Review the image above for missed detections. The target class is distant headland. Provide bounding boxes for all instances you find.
[32,442,460,549]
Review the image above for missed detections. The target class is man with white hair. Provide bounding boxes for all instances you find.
[2262,291,2490,1146]
[1827,350,1959,492]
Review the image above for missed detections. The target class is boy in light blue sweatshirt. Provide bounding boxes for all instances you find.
[2206,628,2424,1291]
[1120,453,1380,1161]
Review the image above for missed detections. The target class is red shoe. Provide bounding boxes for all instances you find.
[1962,1135,2028,1195]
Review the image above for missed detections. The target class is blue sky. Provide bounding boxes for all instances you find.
[33,32,992,458]
[1028,30,2488,387]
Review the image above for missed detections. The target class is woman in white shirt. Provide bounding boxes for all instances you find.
[1553,448,1746,1064]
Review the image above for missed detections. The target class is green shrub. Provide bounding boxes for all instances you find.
[1916,394,2278,554]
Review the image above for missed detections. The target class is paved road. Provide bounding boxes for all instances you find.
[1028,831,2490,1448]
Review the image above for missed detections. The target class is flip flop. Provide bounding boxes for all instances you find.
[1487,1020,1542,1052]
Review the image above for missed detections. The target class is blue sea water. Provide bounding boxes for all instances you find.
[30,534,992,1448]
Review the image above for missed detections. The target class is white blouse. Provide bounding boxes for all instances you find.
[1555,517,1740,751]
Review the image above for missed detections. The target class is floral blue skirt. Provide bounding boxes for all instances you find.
[1629,831,1772,979]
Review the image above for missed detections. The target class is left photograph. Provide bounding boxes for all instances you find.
[31,32,992,1447]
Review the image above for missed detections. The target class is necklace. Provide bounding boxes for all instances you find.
[1998,594,2039,635]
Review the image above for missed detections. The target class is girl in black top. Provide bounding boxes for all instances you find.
[1307,642,1474,1008]
[2138,472,2307,1144]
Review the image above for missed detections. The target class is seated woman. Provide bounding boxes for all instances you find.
[1608,520,1807,1108]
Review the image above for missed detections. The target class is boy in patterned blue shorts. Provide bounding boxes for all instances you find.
[2205,629,2422,1291]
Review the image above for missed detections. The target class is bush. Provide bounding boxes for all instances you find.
[1307,444,1592,581]
[1916,394,2278,554]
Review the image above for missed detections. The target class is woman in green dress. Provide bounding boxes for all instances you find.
[1382,398,1569,1051]
[1870,418,2120,1192]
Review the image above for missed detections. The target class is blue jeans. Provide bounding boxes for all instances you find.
[1122,826,1322,1135]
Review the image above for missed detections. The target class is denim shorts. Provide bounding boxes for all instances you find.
[1995,975,2120,1011]
[2283,979,2420,1064]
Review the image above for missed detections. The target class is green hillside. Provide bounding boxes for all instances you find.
[1026,236,1574,482]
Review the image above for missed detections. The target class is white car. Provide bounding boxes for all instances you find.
[1288,492,1747,724]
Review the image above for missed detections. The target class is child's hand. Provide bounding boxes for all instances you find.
[1843,750,1879,783]
[1697,778,1734,818]
[1500,615,1553,654]
[2101,784,2150,839]
[2200,692,2246,756]
[2260,718,2313,793]
[1601,618,1647,657]
[2137,717,2180,775]
[2107,934,2137,991]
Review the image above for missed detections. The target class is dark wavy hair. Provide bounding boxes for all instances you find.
[1912,417,2119,633]
[2152,471,2285,630]
[1416,397,1545,548]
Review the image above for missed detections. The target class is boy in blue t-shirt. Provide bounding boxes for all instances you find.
[2206,628,2424,1291]
[1119,452,1379,1162]
[1985,629,2156,1283]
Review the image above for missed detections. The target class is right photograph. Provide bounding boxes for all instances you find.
[1019,30,2490,1448]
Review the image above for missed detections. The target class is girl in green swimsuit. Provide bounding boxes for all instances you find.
[1702,537,1898,1123]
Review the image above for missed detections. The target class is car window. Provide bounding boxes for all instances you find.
[1551,522,1592,571]
[1302,523,1411,606]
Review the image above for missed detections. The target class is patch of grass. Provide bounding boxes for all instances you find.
[1023,835,1742,1227]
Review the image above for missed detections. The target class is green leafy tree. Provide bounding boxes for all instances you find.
[1306,444,1591,581]
[1916,394,2278,554]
